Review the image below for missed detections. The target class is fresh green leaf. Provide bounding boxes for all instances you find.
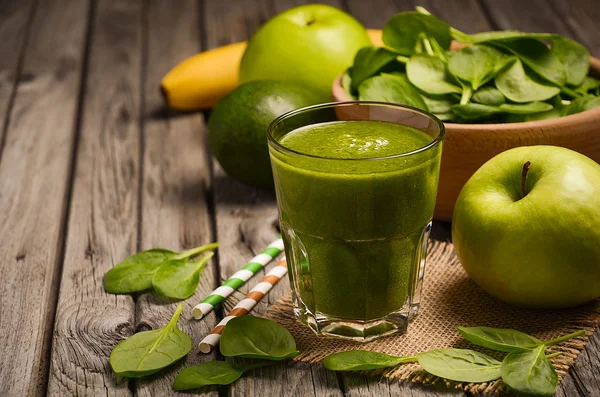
[472,87,506,106]
[494,38,566,87]
[173,361,268,390]
[421,93,457,114]
[351,46,399,92]
[501,345,558,396]
[417,348,502,383]
[452,102,552,120]
[562,94,600,116]
[341,68,357,99]
[521,108,561,121]
[574,76,600,95]
[104,242,218,294]
[495,59,560,103]
[414,6,473,43]
[407,54,462,95]
[358,74,428,111]
[458,326,542,353]
[459,31,558,44]
[383,12,452,56]
[152,252,214,299]
[110,304,191,378]
[451,103,501,120]
[499,102,553,114]
[104,249,176,294]
[428,37,448,61]
[323,350,416,371]
[448,45,510,90]
[220,316,299,360]
[552,36,590,87]
[434,112,455,121]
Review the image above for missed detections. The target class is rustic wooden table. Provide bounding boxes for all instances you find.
[1,0,599,395]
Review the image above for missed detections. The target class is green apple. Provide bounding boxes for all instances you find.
[452,146,600,309]
[239,4,371,101]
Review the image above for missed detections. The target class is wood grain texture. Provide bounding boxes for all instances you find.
[0,0,90,395]
[47,0,142,395]
[134,0,219,395]
[0,0,35,150]
[203,0,343,396]
[548,0,600,56]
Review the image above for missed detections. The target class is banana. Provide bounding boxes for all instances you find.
[161,29,383,111]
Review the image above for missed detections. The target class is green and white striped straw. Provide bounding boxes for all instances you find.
[192,237,284,319]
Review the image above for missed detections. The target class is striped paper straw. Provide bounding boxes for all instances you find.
[192,238,284,319]
[199,258,288,353]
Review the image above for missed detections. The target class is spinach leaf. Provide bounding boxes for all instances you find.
[220,316,299,360]
[499,102,553,114]
[501,345,558,396]
[434,112,455,121]
[341,68,356,99]
[562,95,600,116]
[421,93,456,114]
[452,102,551,120]
[520,108,562,121]
[552,36,590,87]
[407,54,462,95]
[110,304,191,378]
[383,12,451,56]
[451,103,500,120]
[351,46,399,92]
[104,249,176,294]
[574,76,600,95]
[448,45,511,90]
[104,242,218,294]
[358,74,428,111]
[472,87,506,106]
[417,348,502,383]
[458,326,541,353]
[459,31,558,44]
[152,252,214,299]
[494,38,566,87]
[173,361,268,390]
[323,350,416,371]
[495,59,560,103]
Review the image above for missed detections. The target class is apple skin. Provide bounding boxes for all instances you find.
[239,4,371,102]
[452,146,600,309]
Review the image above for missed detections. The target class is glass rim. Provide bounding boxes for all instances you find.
[267,101,445,162]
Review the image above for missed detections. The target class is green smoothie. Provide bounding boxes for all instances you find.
[269,120,442,322]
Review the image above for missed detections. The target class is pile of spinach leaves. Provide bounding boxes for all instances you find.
[344,7,600,123]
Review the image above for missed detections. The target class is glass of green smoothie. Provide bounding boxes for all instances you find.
[267,102,444,341]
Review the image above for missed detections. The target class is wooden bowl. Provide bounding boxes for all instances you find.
[332,57,600,221]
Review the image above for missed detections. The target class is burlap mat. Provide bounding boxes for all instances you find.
[265,240,600,394]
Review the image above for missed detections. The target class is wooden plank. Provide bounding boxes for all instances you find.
[0,0,90,395]
[548,0,600,56]
[47,0,143,395]
[345,0,491,32]
[0,0,36,150]
[133,0,219,395]
[480,0,574,37]
[203,0,343,395]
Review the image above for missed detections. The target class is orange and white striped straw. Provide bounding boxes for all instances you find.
[199,258,288,353]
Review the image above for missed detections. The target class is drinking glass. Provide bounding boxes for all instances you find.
[267,102,444,341]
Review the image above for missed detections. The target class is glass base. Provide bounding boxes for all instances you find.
[293,297,413,342]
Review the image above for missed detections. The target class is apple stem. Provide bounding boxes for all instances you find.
[521,161,531,199]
